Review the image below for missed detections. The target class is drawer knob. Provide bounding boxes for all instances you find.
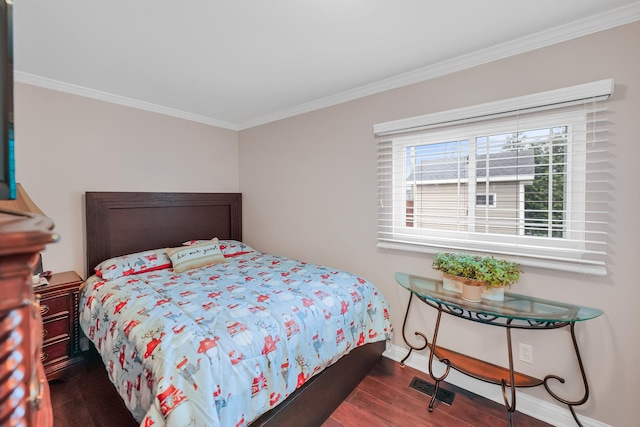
[42,329,48,339]
[40,353,48,362]
[40,305,49,316]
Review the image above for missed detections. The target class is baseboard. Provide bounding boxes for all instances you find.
[383,343,611,427]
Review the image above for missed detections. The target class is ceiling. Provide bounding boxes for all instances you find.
[12,0,640,130]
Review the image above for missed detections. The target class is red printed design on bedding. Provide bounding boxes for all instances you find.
[157,383,186,416]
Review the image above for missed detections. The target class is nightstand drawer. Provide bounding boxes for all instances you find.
[39,271,85,380]
[41,337,70,364]
[42,316,69,342]
[39,294,71,318]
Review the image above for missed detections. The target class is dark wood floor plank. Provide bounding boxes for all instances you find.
[349,388,433,426]
[326,398,392,427]
[354,375,402,405]
[320,417,345,427]
[54,398,97,427]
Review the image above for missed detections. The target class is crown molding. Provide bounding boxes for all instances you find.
[238,2,640,130]
[14,72,239,131]
[14,2,640,131]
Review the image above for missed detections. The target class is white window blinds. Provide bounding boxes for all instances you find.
[375,79,613,275]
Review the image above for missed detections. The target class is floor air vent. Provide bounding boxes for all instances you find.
[409,377,455,406]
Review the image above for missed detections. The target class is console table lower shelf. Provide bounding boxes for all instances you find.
[395,272,603,427]
[425,344,543,388]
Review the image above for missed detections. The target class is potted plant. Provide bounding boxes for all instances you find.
[432,252,521,301]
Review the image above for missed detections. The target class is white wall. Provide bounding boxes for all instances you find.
[239,22,640,427]
[14,83,240,277]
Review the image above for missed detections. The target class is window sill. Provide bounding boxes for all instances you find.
[377,240,606,276]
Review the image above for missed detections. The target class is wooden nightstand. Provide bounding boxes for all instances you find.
[36,271,84,380]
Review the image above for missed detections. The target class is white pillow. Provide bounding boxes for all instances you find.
[94,249,172,280]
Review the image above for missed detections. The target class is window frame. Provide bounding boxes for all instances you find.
[382,110,589,264]
[475,193,496,208]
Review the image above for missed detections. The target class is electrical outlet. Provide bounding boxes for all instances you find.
[519,343,533,364]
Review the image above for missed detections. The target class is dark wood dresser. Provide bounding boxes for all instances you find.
[0,210,58,426]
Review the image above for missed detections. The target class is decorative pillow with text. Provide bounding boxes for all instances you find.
[182,239,255,258]
[166,239,227,273]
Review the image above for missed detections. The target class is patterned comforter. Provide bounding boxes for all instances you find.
[79,245,392,427]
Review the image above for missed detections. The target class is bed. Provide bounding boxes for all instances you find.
[79,192,392,427]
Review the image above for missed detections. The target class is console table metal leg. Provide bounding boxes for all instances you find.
[399,294,452,413]
[399,293,428,367]
[542,323,590,427]
[501,322,517,426]
[427,307,450,412]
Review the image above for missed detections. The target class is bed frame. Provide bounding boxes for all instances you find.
[84,191,385,426]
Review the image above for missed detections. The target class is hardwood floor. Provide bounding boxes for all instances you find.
[325,357,551,427]
[49,353,551,427]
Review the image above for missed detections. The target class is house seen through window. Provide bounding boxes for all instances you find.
[402,122,571,239]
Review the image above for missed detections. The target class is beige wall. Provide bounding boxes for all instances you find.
[239,22,640,427]
[14,84,239,277]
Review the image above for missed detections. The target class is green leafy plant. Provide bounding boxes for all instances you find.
[432,252,521,289]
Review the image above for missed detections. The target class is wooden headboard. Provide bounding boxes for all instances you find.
[85,192,242,275]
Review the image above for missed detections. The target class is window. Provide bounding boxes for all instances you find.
[375,80,612,275]
[476,194,496,208]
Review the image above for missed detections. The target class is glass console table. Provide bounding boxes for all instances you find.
[395,272,603,427]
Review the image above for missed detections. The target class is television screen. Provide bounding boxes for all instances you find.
[0,0,16,200]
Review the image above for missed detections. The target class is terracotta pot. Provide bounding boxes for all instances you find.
[462,281,483,302]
